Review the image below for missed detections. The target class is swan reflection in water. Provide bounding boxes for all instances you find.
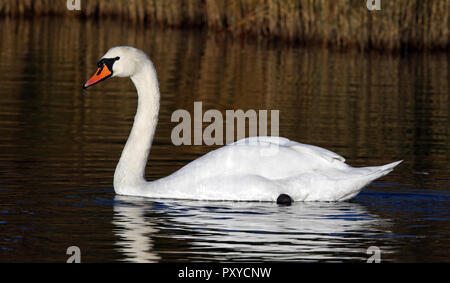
[113,195,393,262]
[113,198,161,263]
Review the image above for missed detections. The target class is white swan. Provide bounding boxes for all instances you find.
[83,46,402,203]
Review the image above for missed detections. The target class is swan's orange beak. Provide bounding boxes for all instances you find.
[83,64,112,89]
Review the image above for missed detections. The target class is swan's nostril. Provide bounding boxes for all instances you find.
[96,65,104,76]
[277,194,293,205]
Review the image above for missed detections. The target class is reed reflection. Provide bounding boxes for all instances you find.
[0,17,447,180]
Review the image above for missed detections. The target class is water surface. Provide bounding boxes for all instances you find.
[0,17,448,262]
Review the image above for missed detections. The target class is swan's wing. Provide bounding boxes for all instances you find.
[165,136,347,184]
[231,136,346,163]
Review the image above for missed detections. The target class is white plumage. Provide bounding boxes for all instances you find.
[84,46,402,202]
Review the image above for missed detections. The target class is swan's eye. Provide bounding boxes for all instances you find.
[96,57,119,69]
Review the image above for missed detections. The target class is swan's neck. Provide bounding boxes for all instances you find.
[114,62,160,193]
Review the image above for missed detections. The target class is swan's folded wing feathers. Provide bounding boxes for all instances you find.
[232,136,346,163]
[289,143,346,163]
[230,136,291,146]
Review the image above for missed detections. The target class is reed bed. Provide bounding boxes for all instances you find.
[0,0,448,51]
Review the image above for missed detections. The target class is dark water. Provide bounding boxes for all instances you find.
[0,17,449,263]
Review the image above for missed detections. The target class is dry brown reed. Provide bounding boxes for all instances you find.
[0,0,448,51]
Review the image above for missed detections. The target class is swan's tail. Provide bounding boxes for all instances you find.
[337,160,402,201]
[365,160,403,178]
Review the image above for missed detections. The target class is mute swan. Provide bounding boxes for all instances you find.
[83,46,402,203]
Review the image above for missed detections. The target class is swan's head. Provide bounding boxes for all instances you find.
[83,46,149,89]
